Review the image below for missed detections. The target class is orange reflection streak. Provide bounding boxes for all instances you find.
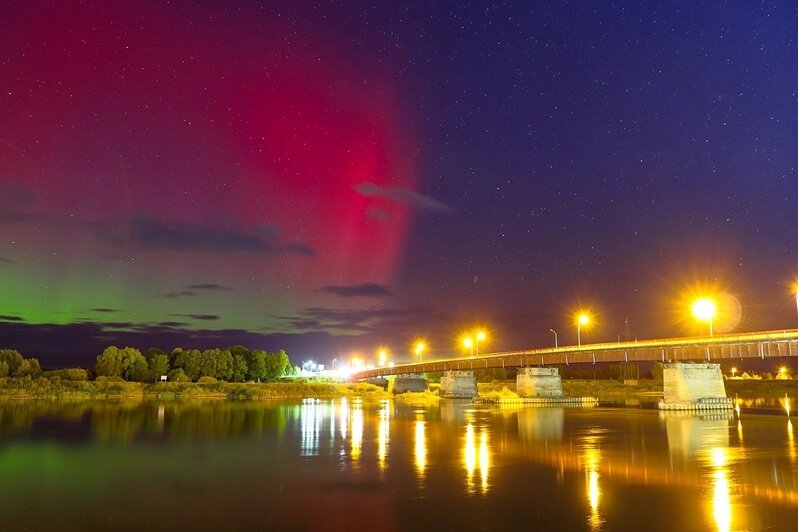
[583,446,603,531]
[339,398,349,440]
[464,423,476,492]
[479,428,489,494]
[350,401,363,464]
[378,401,390,472]
[708,448,731,532]
[414,415,427,479]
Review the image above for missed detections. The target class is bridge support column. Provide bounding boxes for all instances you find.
[391,374,428,394]
[439,370,477,399]
[659,363,733,410]
[516,367,564,398]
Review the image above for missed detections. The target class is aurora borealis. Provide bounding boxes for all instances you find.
[1,2,797,366]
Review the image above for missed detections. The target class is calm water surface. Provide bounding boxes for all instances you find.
[1,398,798,531]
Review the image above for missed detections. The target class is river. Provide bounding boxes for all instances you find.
[0,398,797,531]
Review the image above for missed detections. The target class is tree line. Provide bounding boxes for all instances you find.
[0,349,42,378]
[94,345,296,382]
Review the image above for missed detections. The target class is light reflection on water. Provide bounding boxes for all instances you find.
[414,413,426,480]
[3,399,798,530]
[708,447,732,532]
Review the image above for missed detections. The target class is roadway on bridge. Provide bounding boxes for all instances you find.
[352,329,798,380]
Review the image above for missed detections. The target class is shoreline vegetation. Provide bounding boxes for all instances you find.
[2,346,798,402]
[0,376,797,402]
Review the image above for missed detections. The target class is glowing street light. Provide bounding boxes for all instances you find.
[462,337,474,356]
[378,349,388,366]
[415,341,426,363]
[692,298,716,337]
[475,330,486,356]
[576,313,590,346]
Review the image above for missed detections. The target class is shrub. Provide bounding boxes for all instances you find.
[197,376,218,384]
[167,369,190,382]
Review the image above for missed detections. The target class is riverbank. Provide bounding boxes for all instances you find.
[3,377,798,402]
[0,378,390,401]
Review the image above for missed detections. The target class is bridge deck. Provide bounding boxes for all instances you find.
[352,329,798,380]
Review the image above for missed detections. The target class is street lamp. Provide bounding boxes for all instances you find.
[475,330,486,356]
[378,349,388,366]
[462,337,474,356]
[692,298,716,337]
[415,341,426,363]
[576,313,590,346]
[550,329,558,348]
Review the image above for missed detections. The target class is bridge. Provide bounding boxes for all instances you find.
[351,329,798,407]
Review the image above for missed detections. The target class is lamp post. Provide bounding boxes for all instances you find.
[692,298,716,337]
[475,330,486,356]
[793,283,798,323]
[549,329,558,348]
[463,337,474,356]
[415,341,426,363]
[576,314,590,346]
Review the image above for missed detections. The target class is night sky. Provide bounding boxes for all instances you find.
[1,1,797,367]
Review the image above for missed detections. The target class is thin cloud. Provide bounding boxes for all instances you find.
[160,290,197,299]
[319,283,393,299]
[129,214,315,255]
[174,313,221,321]
[355,182,451,213]
[186,283,233,291]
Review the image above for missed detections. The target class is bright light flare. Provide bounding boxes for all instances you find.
[692,298,717,321]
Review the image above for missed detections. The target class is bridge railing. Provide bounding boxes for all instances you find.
[353,329,798,379]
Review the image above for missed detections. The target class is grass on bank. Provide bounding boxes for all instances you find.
[0,377,390,401]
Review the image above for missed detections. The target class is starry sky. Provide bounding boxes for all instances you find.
[1,1,797,367]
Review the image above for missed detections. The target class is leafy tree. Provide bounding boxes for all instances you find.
[95,346,148,381]
[0,361,8,378]
[173,349,202,380]
[127,357,150,382]
[228,345,250,359]
[263,350,290,381]
[15,358,42,378]
[198,349,233,380]
[231,354,248,382]
[95,346,125,377]
[145,347,167,361]
[0,349,25,376]
[148,354,170,380]
[247,350,267,381]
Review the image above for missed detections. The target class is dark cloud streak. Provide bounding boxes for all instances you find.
[319,283,393,298]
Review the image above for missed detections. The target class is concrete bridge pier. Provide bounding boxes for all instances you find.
[439,370,477,399]
[516,367,564,398]
[659,362,733,411]
[390,374,428,394]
